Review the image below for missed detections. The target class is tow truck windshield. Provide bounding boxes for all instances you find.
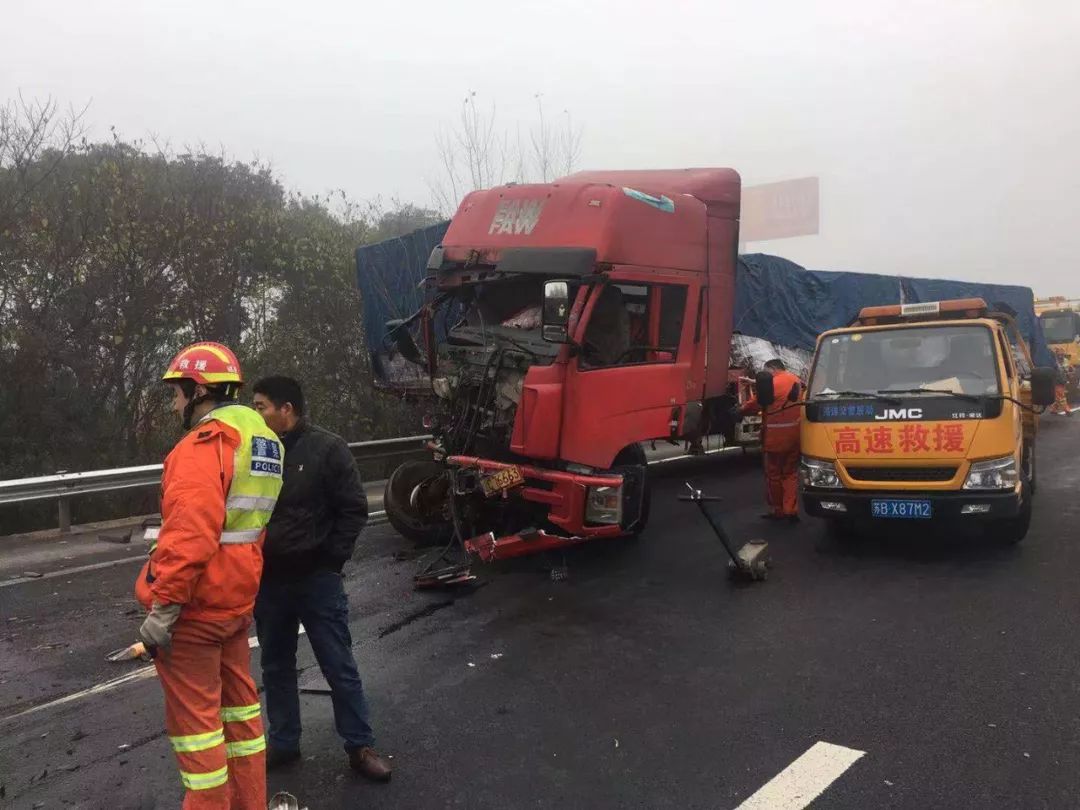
[810,324,1001,398]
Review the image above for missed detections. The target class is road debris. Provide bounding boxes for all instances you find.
[268,792,309,810]
[490,653,504,660]
[22,571,43,579]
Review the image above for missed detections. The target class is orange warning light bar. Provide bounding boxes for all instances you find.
[856,298,988,326]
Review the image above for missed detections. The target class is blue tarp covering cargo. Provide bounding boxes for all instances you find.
[356,223,1053,378]
[735,253,1054,368]
[356,221,449,351]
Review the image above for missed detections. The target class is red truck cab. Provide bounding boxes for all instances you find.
[384,169,742,560]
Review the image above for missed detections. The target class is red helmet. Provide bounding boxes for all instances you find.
[162,342,243,387]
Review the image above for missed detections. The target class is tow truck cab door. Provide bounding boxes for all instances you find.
[559,269,705,469]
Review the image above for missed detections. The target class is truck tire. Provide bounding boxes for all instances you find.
[613,444,650,537]
[986,483,1032,546]
[383,460,453,547]
[1023,441,1037,496]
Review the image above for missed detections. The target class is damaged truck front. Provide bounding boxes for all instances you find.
[377,170,742,561]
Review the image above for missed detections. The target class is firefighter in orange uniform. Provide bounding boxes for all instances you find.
[135,342,284,808]
[739,358,803,522]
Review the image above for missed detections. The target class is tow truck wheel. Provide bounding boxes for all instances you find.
[1023,441,1037,496]
[384,461,453,547]
[987,483,1032,546]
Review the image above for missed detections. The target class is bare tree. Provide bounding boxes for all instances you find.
[428,92,585,216]
[0,95,88,233]
[429,92,506,216]
[530,94,554,183]
[555,109,584,179]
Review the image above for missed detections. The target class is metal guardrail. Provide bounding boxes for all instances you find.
[0,435,432,534]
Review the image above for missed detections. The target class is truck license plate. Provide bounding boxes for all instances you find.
[871,499,932,519]
[481,466,525,497]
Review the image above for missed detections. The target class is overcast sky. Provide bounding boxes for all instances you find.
[4,0,1078,294]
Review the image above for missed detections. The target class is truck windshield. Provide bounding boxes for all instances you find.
[1040,312,1079,344]
[810,325,1001,398]
[444,275,565,359]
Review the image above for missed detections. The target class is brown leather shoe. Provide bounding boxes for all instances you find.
[348,747,392,782]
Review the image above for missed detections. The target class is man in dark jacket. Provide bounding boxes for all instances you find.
[252,376,392,782]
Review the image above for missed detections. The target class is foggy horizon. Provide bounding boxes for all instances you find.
[4,0,1078,295]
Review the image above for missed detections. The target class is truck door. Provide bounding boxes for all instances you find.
[559,275,700,469]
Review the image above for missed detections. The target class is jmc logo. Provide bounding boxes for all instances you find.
[488,199,545,235]
[876,408,924,421]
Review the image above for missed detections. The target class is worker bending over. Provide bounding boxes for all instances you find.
[740,358,803,522]
[135,342,284,809]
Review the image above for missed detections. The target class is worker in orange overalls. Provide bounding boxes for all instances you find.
[739,358,803,522]
[134,342,284,808]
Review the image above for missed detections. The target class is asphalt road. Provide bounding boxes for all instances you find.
[2,416,1080,809]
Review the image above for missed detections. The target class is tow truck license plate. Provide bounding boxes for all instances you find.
[871,499,932,519]
[481,466,525,497]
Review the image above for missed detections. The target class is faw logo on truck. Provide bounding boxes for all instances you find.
[488,199,545,236]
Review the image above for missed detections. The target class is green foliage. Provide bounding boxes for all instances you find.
[0,105,439,531]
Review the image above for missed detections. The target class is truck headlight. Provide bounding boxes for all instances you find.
[963,456,1019,491]
[586,485,623,524]
[800,457,842,489]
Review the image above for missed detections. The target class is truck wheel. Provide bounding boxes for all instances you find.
[986,484,1032,546]
[1023,441,1037,496]
[613,444,650,537]
[383,461,453,547]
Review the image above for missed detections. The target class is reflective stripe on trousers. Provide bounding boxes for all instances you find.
[225,735,267,758]
[170,728,224,753]
[220,703,262,723]
[180,765,229,791]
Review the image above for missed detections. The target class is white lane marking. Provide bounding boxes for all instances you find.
[0,511,388,588]
[0,627,306,724]
[734,741,866,810]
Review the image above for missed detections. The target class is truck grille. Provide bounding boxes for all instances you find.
[845,466,958,483]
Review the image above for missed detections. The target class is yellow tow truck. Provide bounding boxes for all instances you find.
[798,298,1056,544]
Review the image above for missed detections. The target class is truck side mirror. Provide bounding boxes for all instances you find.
[1030,366,1056,407]
[542,280,571,343]
[754,371,776,407]
[385,319,423,365]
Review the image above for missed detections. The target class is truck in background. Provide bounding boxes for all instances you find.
[1035,297,1080,400]
[799,298,1056,544]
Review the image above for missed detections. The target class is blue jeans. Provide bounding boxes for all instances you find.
[254,570,375,752]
